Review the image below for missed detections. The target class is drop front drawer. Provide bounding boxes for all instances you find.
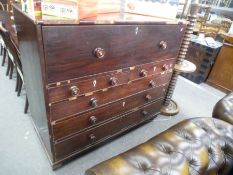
[48,58,176,103]
[52,85,167,140]
[50,73,172,121]
[54,99,163,161]
[42,24,184,83]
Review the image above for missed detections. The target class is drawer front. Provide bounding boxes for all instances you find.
[52,85,167,140]
[54,99,163,161]
[48,59,175,103]
[50,73,172,121]
[43,24,185,83]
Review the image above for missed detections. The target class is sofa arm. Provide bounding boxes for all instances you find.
[212,92,233,125]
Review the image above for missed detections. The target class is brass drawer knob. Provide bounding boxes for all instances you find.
[141,110,148,117]
[149,80,156,88]
[89,116,97,125]
[162,64,169,71]
[90,97,98,107]
[109,77,118,86]
[94,48,105,59]
[89,134,96,143]
[159,41,167,49]
[70,86,79,96]
[145,94,152,101]
[140,69,148,77]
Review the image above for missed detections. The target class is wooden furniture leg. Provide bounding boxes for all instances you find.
[2,47,6,66]
[17,77,22,96]
[6,55,10,76]
[9,59,14,79]
[24,96,29,114]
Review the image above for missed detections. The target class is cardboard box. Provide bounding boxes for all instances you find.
[21,0,42,16]
[124,0,180,19]
[41,0,78,19]
[41,0,120,20]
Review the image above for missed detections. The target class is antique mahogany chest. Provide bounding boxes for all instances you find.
[13,4,185,168]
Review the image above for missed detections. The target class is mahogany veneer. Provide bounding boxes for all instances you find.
[12,3,185,168]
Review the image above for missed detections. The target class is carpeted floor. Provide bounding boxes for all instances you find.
[0,55,225,175]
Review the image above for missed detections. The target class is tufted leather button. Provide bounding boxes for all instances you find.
[208,147,213,154]
[188,158,197,166]
[156,142,174,155]
[184,134,192,141]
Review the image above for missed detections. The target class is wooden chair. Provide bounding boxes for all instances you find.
[0,35,7,66]
[0,2,5,11]
[0,24,29,113]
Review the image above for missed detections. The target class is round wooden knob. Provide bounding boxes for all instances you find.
[109,77,118,86]
[89,116,97,125]
[70,86,79,96]
[140,69,148,77]
[159,41,167,49]
[89,134,96,143]
[149,80,156,88]
[90,97,98,107]
[145,95,152,101]
[94,48,105,59]
[141,110,148,117]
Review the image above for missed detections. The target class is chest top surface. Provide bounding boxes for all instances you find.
[12,3,184,26]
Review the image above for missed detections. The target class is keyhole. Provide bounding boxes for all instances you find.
[122,102,126,107]
[93,80,97,87]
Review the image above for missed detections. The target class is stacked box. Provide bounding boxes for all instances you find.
[21,0,42,16]
[181,35,222,84]
[41,0,78,19]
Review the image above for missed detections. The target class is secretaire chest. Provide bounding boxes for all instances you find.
[13,4,185,168]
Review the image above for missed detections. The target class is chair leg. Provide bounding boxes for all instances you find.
[0,45,3,55]
[2,48,6,66]
[17,78,22,96]
[15,72,19,92]
[6,56,10,76]
[24,96,29,114]
[9,61,14,79]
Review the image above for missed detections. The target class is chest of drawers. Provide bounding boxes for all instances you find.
[13,4,185,168]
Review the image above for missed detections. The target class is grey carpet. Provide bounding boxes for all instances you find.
[0,56,225,175]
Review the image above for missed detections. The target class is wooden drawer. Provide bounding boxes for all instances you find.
[52,85,167,140]
[48,58,176,103]
[50,73,172,121]
[54,99,163,161]
[43,24,184,83]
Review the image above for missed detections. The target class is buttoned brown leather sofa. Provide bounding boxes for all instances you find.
[86,92,233,175]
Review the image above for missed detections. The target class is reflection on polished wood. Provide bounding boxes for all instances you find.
[12,2,185,168]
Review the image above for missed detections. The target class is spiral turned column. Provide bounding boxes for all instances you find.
[161,1,199,116]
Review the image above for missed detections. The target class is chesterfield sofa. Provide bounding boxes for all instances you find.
[86,92,233,175]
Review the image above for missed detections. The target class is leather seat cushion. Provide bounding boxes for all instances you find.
[86,118,233,175]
